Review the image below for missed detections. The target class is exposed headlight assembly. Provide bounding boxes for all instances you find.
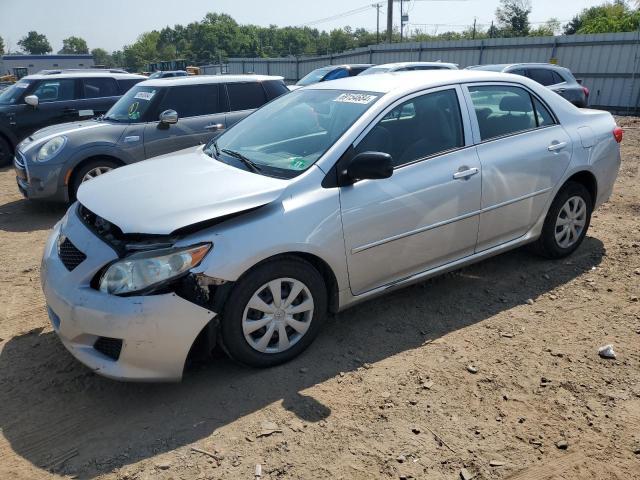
[36,136,67,162]
[99,243,212,295]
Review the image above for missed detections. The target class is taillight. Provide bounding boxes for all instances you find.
[613,126,623,143]
[582,86,590,98]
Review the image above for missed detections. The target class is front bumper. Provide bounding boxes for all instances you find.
[14,151,68,202]
[41,208,216,381]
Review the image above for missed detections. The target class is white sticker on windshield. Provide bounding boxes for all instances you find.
[16,83,29,88]
[334,93,377,104]
[79,109,94,117]
[134,91,155,101]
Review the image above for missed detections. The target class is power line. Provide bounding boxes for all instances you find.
[299,4,374,27]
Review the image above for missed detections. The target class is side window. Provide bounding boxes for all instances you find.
[356,88,464,167]
[227,82,267,111]
[527,68,556,86]
[510,68,526,77]
[469,85,536,140]
[533,97,555,127]
[82,78,118,98]
[31,79,76,102]
[116,79,143,95]
[158,84,220,117]
[325,68,349,80]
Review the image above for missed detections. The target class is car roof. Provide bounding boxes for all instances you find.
[305,69,526,95]
[372,61,458,70]
[22,71,147,80]
[468,63,564,71]
[140,74,284,87]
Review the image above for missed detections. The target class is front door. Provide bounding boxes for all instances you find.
[465,84,572,251]
[144,83,225,158]
[340,87,482,295]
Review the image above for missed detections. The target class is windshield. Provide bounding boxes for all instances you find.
[206,89,381,178]
[466,65,506,72]
[359,67,391,76]
[0,80,33,105]
[296,67,333,86]
[104,85,162,122]
[148,72,164,79]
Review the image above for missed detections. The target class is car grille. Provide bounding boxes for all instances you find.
[58,237,87,271]
[94,336,123,361]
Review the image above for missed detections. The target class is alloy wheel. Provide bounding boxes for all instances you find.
[554,195,587,248]
[82,166,113,183]
[242,277,314,354]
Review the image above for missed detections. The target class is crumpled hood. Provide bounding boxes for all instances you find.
[77,146,290,235]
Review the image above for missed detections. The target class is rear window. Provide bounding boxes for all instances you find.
[227,82,267,111]
[158,84,221,117]
[82,77,118,98]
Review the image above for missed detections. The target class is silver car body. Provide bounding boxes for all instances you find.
[41,70,621,381]
[15,75,285,202]
[359,61,459,75]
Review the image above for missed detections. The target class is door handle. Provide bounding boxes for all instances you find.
[204,123,224,131]
[63,107,77,114]
[453,167,479,180]
[548,141,567,152]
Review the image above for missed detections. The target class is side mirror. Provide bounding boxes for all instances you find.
[159,109,178,125]
[24,95,39,107]
[344,151,393,183]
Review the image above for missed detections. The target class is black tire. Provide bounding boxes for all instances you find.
[220,257,327,367]
[70,158,120,201]
[533,181,593,259]
[0,136,12,167]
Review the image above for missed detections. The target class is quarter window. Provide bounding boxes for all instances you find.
[469,85,537,140]
[31,79,76,102]
[533,97,555,127]
[82,78,118,98]
[527,68,557,86]
[356,88,464,167]
[158,84,220,117]
[227,82,267,111]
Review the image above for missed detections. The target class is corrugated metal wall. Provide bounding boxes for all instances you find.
[227,32,640,112]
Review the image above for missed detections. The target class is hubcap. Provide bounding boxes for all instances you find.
[242,278,314,354]
[554,195,587,248]
[82,166,113,183]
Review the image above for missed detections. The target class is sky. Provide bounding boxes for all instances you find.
[0,0,608,53]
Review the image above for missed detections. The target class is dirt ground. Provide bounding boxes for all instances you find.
[0,117,638,480]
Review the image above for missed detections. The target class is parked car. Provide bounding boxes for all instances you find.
[360,61,458,75]
[148,70,189,79]
[294,64,374,88]
[14,75,288,202]
[0,70,147,166]
[42,70,622,381]
[466,63,589,107]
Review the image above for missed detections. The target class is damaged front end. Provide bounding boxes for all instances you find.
[78,203,236,360]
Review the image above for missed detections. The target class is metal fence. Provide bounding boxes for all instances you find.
[227,32,640,113]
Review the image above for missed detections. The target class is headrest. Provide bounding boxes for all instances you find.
[499,95,531,113]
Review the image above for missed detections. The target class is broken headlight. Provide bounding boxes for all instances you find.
[99,243,212,295]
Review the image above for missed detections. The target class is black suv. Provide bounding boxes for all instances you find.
[0,70,146,165]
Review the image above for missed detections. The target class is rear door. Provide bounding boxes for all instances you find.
[144,83,225,158]
[14,78,81,136]
[78,77,120,117]
[464,83,572,251]
[224,81,269,128]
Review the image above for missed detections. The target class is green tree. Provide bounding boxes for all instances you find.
[530,18,561,36]
[0,36,4,55]
[59,36,89,54]
[18,31,52,54]
[564,1,640,34]
[495,0,532,37]
[91,48,111,66]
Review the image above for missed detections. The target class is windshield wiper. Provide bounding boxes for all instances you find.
[221,148,262,173]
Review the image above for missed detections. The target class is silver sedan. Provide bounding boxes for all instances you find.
[41,70,622,381]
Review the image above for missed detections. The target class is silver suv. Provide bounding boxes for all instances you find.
[14,75,288,202]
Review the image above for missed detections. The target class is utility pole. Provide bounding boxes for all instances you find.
[387,0,393,43]
[400,0,404,42]
[472,17,477,39]
[373,3,382,44]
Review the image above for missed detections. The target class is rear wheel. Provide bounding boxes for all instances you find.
[220,257,327,367]
[70,158,120,201]
[533,181,593,258]
[0,137,12,167]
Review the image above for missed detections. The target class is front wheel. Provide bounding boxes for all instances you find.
[0,137,12,167]
[533,181,593,259]
[220,257,327,367]
[70,159,120,201]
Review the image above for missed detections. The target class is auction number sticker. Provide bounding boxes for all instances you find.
[134,90,156,101]
[334,93,377,104]
[16,83,29,88]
